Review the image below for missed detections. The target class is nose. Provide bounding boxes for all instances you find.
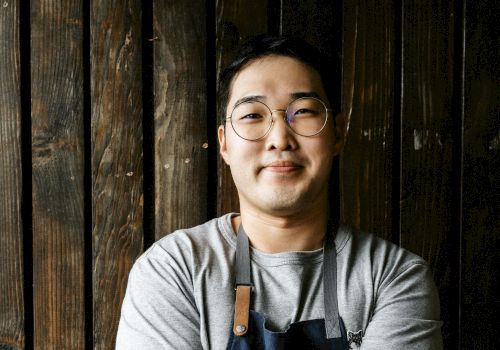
[265,109,298,151]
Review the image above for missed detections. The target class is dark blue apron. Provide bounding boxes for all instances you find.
[226,223,349,349]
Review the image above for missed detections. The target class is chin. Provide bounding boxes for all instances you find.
[259,190,308,214]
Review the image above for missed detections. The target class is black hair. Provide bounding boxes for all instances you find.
[217,35,336,124]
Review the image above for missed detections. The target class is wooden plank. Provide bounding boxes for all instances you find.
[30,0,85,348]
[153,0,208,237]
[91,0,144,348]
[461,0,500,347]
[0,0,25,348]
[215,0,268,216]
[399,1,457,348]
[341,0,394,240]
[281,0,340,62]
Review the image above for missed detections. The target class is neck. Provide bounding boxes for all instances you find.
[232,204,330,253]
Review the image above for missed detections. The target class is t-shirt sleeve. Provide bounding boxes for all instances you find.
[360,261,443,350]
[115,244,203,350]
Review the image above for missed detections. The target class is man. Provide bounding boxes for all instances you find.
[116,36,443,349]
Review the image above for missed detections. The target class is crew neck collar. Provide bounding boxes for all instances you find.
[218,213,350,267]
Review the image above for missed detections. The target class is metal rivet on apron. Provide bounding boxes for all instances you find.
[236,324,247,334]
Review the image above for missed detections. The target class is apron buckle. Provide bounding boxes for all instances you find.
[232,285,252,336]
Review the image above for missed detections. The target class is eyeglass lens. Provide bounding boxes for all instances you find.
[230,97,328,140]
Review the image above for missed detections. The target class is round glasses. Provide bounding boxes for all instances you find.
[227,97,331,141]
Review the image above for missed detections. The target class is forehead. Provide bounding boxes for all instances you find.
[228,55,327,106]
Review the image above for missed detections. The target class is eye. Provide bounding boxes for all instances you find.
[232,101,269,123]
[239,113,263,121]
[293,108,319,116]
[296,108,309,114]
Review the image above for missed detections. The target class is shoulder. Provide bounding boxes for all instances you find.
[338,225,437,305]
[337,224,429,282]
[140,214,234,262]
[129,214,236,287]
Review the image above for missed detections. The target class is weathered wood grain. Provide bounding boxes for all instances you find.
[215,0,268,216]
[153,0,208,238]
[30,0,85,348]
[91,0,143,348]
[0,0,24,349]
[341,0,395,240]
[281,0,340,63]
[461,0,500,347]
[399,1,458,347]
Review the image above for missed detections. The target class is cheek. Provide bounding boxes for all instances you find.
[305,139,336,176]
[306,136,335,159]
[225,135,260,170]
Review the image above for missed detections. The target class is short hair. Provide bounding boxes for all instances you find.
[217,35,336,124]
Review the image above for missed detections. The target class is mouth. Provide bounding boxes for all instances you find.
[262,160,303,173]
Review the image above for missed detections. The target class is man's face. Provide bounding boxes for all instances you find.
[218,55,344,217]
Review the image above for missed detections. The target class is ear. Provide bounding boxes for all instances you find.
[218,124,230,165]
[332,113,346,155]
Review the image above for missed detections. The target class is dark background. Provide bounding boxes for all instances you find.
[0,0,498,349]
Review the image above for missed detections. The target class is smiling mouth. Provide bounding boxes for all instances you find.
[262,161,303,173]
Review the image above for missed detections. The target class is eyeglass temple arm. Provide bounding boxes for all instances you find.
[325,108,337,128]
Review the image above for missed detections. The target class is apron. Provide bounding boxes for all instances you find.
[226,223,349,350]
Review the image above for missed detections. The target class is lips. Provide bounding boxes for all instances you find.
[262,160,303,173]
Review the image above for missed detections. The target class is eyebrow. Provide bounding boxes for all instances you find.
[232,91,322,109]
[290,91,322,100]
[233,95,266,107]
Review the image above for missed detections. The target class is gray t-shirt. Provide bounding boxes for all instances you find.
[116,214,443,349]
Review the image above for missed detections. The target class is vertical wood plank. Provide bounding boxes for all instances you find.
[153,0,208,237]
[216,0,268,76]
[0,0,24,348]
[461,0,500,347]
[399,1,457,347]
[281,0,340,62]
[215,0,268,216]
[341,0,395,240]
[91,0,143,348]
[30,0,85,348]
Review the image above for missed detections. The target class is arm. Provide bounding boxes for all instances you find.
[361,262,443,350]
[115,245,203,350]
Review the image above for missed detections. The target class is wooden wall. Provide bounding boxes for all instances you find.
[0,0,498,349]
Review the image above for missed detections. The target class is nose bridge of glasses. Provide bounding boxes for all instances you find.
[270,108,289,123]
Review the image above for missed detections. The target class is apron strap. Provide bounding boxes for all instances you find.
[233,225,252,336]
[235,225,252,285]
[323,222,341,338]
[233,285,251,336]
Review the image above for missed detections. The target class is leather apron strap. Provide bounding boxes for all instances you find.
[232,225,253,336]
[233,222,341,339]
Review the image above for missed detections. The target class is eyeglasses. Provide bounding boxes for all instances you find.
[226,97,332,141]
